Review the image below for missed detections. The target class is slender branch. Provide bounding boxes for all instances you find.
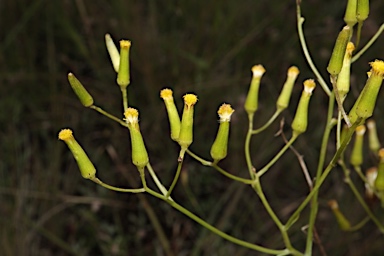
[296,1,331,96]
[90,105,128,127]
[352,23,384,63]
[91,177,145,193]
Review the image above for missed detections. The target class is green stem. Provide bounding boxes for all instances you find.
[121,87,128,111]
[348,217,370,232]
[352,23,384,63]
[145,186,291,255]
[90,105,128,127]
[286,120,360,228]
[252,178,303,256]
[343,167,384,233]
[355,21,363,50]
[245,113,256,179]
[296,1,331,96]
[91,177,145,193]
[252,109,283,135]
[257,135,298,177]
[211,164,254,184]
[186,149,212,166]
[165,160,183,198]
[146,163,173,201]
[304,92,335,255]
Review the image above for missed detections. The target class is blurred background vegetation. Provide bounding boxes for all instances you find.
[1,0,383,255]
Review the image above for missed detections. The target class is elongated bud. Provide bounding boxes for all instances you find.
[244,65,266,115]
[367,119,381,154]
[336,42,355,101]
[365,167,377,199]
[117,40,131,88]
[58,129,96,179]
[105,34,120,72]
[350,125,366,167]
[328,200,351,230]
[344,0,358,27]
[351,60,384,122]
[356,0,369,22]
[210,104,235,163]
[160,89,181,141]
[291,79,316,137]
[374,149,384,192]
[67,73,94,107]
[327,26,351,76]
[178,94,198,160]
[276,66,300,111]
[124,108,149,169]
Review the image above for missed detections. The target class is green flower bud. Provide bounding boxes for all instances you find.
[210,104,235,163]
[356,0,369,22]
[327,26,351,76]
[365,167,377,199]
[353,60,384,121]
[105,34,120,73]
[160,89,181,141]
[344,0,358,27]
[117,40,131,89]
[124,108,149,169]
[328,200,351,231]
[67,73,94,107]
[367,119,381,154]
[58,129,96,179]
[276,66,300,111]
[244,65,266,115]
[375,149,384,192]
[350,125,366,167]
[178,94,198,160]
[336,42,355,101]
[291,79,316,137]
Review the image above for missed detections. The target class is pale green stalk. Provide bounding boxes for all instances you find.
[257,135,298,177]
[165,161,183,198]
[341,164,384,232]
[296,1,331,96]
[352,23,384,63]
[252,177,303,256]
[305,93,335,255]
[143,186,291,255]
[90,105,128,127]
[252,109,283,134]
[91,177,145,193]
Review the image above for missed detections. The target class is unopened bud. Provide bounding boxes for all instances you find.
[244,65,266,115]
[210,104,235,163]
[367,119,381,154]
[374,149,384,192]
[356,0,369,22]
[365,167,377,199]
[336,42,355,101]
[327,26,351,76]
[124,108,149,169]
[105,34,120,72]
[276,66,300,111]
[291,79,316,136]
[350,125,366,167]
[178,94,198,160]
[67,73,94,107]
[58,129,96,179]
[353,60,384,122]
[328,200,351,230]
[160,89,181,141]
[117,40,131,88]
[344,0,358,27]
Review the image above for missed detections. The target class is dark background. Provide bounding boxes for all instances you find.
[1,0,384,255]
